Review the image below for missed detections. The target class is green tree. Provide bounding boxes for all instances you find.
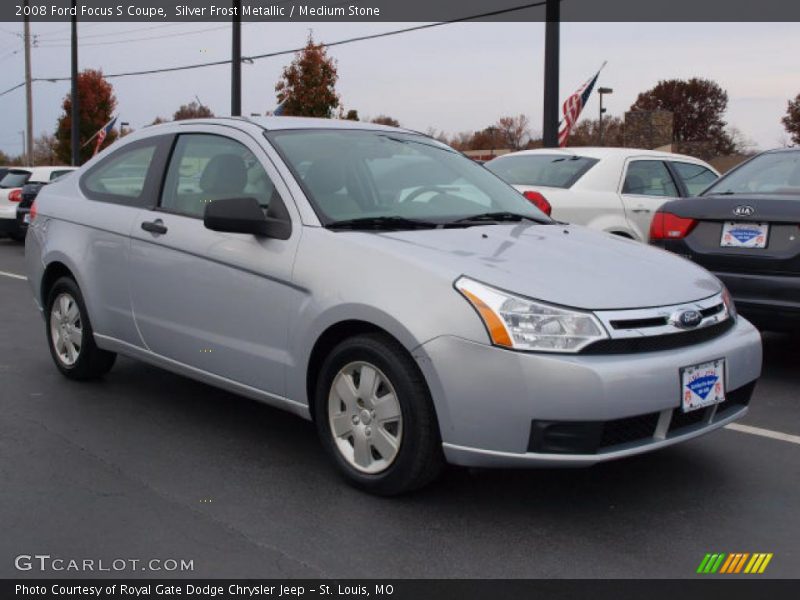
[275,34,340,118]
[54,69,118,165]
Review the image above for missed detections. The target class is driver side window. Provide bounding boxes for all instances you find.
[160,134,275,218]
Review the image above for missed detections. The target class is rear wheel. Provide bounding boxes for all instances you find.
[45,277,116,380]
[313,333,443,495]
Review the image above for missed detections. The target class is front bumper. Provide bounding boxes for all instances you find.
[413,316,762,467]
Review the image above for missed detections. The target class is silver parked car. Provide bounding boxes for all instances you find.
[25,117,762,494]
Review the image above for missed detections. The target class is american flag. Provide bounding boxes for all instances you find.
[558,64,605,147]
[92,117,118,156]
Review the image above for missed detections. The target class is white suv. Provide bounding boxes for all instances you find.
[0,166,75,240]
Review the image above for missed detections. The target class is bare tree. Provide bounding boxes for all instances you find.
[495,114,531,150]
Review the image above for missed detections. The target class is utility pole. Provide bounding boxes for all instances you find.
[70,0,80,166]
[542,0,560,148]
[231,0,242,117]
[23,0,33,166]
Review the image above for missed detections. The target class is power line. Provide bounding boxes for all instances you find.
[0,1,548,97]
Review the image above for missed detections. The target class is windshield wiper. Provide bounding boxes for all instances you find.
[445,211,549,226]
[326,216,440,231]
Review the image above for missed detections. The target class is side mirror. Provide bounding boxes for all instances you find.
[204,197,291,240]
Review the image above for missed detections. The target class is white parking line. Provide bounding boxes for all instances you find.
[725,423,800,446]
[0,269,27,281]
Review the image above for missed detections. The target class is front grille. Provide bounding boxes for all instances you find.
[582,319,734,354]
[668,406,708,433]
[527,382,755,455]
[599,413,660,448]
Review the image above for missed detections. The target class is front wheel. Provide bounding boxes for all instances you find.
[313,333,444,495]
[45,277,116,380]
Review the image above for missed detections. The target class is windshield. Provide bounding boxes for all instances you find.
[704,151,800,196]
[485,154,598,188]
[265,129,552,226]
[0,170,32,189]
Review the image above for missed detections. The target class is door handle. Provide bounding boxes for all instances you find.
[631,208,651,214]
[141,219,168,235]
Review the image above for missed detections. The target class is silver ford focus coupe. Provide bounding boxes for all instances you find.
[25,117,762,494]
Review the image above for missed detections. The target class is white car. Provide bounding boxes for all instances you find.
[485,148,719,241]
[0,166,76,240]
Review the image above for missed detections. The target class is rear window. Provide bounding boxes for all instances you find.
[0,170,32,188]
[485,154,598,188]
[704,151,800,196]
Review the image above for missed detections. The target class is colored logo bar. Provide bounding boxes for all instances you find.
[697,553,773,574]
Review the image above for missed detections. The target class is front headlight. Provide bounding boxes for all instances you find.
[721,284,737,321]
[455,277,609,353]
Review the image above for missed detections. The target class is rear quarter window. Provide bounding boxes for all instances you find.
[80,136,171,207]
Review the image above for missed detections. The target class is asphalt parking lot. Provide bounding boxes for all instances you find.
[0,237,797,579]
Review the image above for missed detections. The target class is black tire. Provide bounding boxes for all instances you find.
[313,332,444,495]
[9,231,25,242]
[45,276,116,380]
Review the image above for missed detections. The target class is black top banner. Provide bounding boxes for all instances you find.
[4,0,800,23]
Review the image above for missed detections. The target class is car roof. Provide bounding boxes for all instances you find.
[140,116,418,136]
[495,146,707,163]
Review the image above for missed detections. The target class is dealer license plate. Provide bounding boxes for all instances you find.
[681,359,726,413]
[721,221,768,248]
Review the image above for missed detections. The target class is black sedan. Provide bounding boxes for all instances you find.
[650,148,800,331]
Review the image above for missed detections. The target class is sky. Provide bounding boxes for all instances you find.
[0,21,798,158]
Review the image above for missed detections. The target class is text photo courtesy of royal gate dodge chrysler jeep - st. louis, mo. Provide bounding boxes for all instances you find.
[0,1,798,598]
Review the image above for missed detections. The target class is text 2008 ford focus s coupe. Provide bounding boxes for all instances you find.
[25,117,762,494]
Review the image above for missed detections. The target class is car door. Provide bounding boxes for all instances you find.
[620,159,681,239]
[128,126,303,398]
[73,135,173,345]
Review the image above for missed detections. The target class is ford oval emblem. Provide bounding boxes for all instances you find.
[733,205,755,217]
[670,309,703,330]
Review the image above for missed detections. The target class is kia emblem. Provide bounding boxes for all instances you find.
[733,205,755,217]
[669,309,703,330]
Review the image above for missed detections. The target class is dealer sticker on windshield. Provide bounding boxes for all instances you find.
[721,221,768,248]
[681,359,726,413]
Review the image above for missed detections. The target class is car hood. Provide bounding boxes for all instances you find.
[366,222,721,310]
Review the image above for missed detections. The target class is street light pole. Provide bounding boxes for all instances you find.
[598,87,613,146]
[70,0,80,166]
[231,0,242,117]
[542,0,560,148]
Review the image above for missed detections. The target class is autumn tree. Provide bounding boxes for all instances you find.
[781,93,800,146]
[568,116,625,147]
[275,34,340,118]
[54,69,117,165]
[371,115,400,127]
[150,116,168,126]
[630,78,735,156]
[496,114,531,150]
[173,101,214,121]
[344,109,360,121]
